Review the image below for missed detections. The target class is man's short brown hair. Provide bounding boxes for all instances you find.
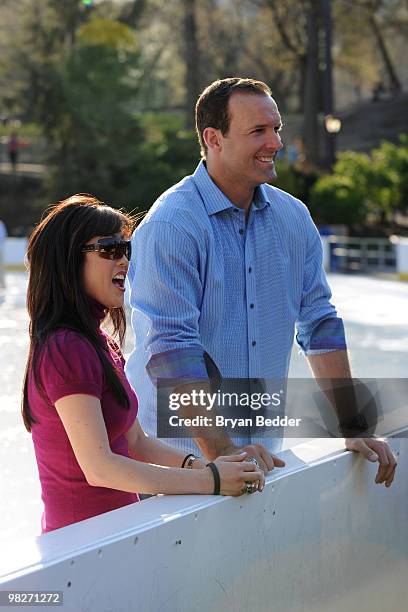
[195,77,272,158]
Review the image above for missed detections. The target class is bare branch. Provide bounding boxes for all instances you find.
[264,0,303,58]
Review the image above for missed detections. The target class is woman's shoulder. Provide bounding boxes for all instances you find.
[40,329,101,365]
[38,328,103,382]
[35,329,105,399]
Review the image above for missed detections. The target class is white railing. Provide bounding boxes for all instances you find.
[322,236,396,273]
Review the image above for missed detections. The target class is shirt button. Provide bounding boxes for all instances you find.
[248,267,252,273]
[252,340,256,347]
[239,228,244,235]
[250,303,254,309]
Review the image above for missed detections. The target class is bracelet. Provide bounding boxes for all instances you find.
[206,462,221,495]
[181,453,196,469]
[186,455,199,469]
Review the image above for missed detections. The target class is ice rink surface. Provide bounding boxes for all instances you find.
[0,272,407,544]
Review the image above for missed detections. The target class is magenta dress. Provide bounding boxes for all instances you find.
[28,308,139,533]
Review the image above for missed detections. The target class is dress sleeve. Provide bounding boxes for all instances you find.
[38,331,104,405]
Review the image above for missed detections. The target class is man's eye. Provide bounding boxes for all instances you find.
[252,128,263,133]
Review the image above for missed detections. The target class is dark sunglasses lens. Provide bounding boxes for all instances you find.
[98,239,131,260]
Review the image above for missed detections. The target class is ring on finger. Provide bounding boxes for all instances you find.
[242,481,257,495]
[248,457,260,468]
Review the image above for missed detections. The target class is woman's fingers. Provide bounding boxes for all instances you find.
[270,454,286,467]
[240,469,265,494]
[241,461,257,472]
[217,452,248,463]
[216,457,266,496]
[241,469,264,483]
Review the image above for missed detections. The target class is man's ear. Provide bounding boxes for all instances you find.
[203,127,223,154]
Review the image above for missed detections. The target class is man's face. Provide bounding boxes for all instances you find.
[216,93,283,187]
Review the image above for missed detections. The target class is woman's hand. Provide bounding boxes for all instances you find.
[211,451,265,496]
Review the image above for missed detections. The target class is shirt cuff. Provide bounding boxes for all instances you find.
[147,347,220,386]
[296,316,347,355]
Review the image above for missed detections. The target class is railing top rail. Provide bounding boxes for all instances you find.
[327,236,394,245]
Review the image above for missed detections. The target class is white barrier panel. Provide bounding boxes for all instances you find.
[395,237,408,279]
[4,237,27,267]
[1,438,407,612]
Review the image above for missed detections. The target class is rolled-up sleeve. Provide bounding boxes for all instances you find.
[128,220,210,382]
[295,215,347,355]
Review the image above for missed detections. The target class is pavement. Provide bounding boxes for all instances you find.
[0,271,407,544]
[0,161,47,178]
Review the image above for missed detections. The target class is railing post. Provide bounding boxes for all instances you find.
[395,236,408,280]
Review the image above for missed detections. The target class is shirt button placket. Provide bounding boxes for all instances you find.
[245,223,258,376]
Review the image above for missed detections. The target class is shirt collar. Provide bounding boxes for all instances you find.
[193,160,271,215]
[252,183,270,211]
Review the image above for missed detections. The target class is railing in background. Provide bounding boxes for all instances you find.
[321,236,396,274]
[3,237,408,278]
[0,135,47,165]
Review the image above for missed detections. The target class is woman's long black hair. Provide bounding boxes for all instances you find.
[22,194,135,432]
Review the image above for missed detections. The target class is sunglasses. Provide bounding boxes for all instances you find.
[82,237,132,260]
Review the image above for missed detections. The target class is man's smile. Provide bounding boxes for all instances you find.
[255,154,276,164]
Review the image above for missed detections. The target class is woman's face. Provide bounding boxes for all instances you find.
[82,233,129,308]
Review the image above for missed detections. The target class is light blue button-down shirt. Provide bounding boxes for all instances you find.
[125,161,346,453]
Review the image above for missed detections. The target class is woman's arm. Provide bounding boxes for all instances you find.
[124,417,205,469]
[55,394,263,495]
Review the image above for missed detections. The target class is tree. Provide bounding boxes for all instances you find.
[181,0,201,129]
[334,0,406,100]
[310,137,408,227]
[47,17,143,202]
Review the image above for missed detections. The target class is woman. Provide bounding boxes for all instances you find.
[22,195,264,533]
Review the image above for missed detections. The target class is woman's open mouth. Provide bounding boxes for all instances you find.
[112,272,126,292]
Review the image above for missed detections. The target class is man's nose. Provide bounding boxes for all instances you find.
[266,130,283,151]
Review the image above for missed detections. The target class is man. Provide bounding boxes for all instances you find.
[7,133,19,172]
[126,78,396,487]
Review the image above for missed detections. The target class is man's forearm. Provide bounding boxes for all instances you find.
[175,382,236,460]
[307,350,364,435]
[307,349,351,379]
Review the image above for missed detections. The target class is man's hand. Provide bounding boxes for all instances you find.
[345,438,397,487]
[222,443,285,474]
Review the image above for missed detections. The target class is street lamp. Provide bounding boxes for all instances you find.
[324,115,341,134]
[324,114,341,168]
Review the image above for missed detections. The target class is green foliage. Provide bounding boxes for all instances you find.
[22,11,192,211]
[371,136,408,212]
[44,19,137,203]
[77,18,139,52]
[39,14,200,210]
[0,123,41,138]
[309,172,368,226]
[309,136,408,227]
[274,160,318,205]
